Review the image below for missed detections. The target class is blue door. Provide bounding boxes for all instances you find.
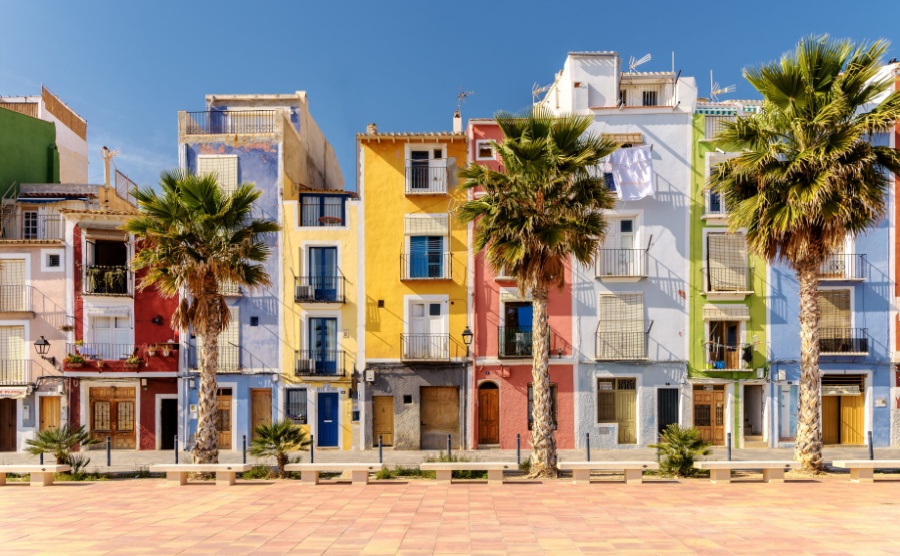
[308,318,337,374]
[309,247,338,301]
[317,392,339,447]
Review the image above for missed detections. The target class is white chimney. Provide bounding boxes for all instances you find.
[453,110,462,133]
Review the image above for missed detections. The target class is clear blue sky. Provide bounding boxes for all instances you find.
[1,0,897,189]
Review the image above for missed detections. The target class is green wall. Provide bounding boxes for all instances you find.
[0,107,60,198]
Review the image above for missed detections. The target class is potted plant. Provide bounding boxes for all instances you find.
[74,339,84,354]
[147,344,157,357]
[124,354,141,369]
[161,344,172,357]
[64,353,85,368]
[95,359,105,369]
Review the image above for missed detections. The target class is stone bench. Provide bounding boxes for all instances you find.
[831,460,900,483]
[693,461,799,484]
[149,463,252,486]
[284,463,385,485]
[558,461,659,484]
[0,465,71,487]
[419,462,515,484]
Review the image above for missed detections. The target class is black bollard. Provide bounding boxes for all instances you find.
[378,434,383,464]
[174,435,179,464]
[516,434,521,465]
[586,433,591,462]
[868,431,874,461]
[447,434,452,458]
[310,435,314,464]
[242,435,247,464]
[39,452,43,465]
[106,436,111,467]
[726,432,732,461]
[656,433,661,463]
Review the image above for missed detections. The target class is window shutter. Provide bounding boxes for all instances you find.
[819,290,850,329]
[0,326,25,360]
[198,155,239,194]
[198,306,240,370]
[0,259,26,311]
[707,233,748,291]
[597,293,644,359]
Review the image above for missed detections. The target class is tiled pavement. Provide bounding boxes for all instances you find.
[0,474,898,554]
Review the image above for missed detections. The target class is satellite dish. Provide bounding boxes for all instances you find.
[629,54,651,72]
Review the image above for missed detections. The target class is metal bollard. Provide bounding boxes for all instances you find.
[586,433,591,462]
[868,431,874,461]
[378,434,383,464]
[242,435,247,464]
[310,435,314,464]
[656,433,661,463]
[726,432,732,461]
[174,435,179,464]
[516,434,521,465]
[39,452,43,465]
[447,434,452,458]
[106,436,111,467]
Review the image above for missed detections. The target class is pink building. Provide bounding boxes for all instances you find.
[467,120,575,449]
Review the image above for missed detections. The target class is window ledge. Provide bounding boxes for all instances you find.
[704,291,752,301]
[596,275,646,283]
[701,214,728,226]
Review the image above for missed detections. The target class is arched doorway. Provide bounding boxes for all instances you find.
[478,382,500,445]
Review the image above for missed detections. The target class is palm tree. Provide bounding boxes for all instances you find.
[125,170,279,464]
[249,419,311,478]
[710,36,900,471]
[25,425,99,465]
[458,107,618,477]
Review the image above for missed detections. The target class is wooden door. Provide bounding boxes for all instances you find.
[822,396,839,445]
[693,387,726,446]
[478,384,499,444]
[250,389,272,440]
[216,390,232,449]
[0,399,15,451]
[420,387,459,449]
[40,396,60,431]
[616,389,637,444]
[89,387,136,449]
[373,396,394,446]
[840,395,864,445]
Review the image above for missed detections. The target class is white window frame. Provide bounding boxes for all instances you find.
[597,211,644,281]
[703,319,747,369]
[596,292,646,360]
[474,140,495,161]
[41,248,64,273]
[703,152,737,224]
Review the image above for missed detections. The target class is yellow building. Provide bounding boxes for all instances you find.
[357,128,470,450]
[282,187,359,450]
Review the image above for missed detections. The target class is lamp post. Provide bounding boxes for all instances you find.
[462,326,473,357]
[33,336,56,366]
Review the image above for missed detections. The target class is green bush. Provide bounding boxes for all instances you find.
[518,459,531,473]
[649,424,712,477]
[375,467,394,480]
[242,465,274,480]
[132,465,152,479]
[26,425,99,465]
[424,452,487,480]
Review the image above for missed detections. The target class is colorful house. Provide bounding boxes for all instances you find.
[177,92,343,451]
[466,118,575,449]
[539,51,697,449]
[357,123,470,450]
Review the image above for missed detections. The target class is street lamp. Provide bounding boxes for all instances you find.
[33,336,56,366]
[461,326,474,357]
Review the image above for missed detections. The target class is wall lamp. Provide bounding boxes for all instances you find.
[462,326,474,357]
[33,336,57,366]
[151,315,163,326]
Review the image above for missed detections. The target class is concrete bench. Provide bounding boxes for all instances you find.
[149,463,252,486]
[831,460,900,483]
[558,461,659,484]
[284,463,385,485]
[419,462,515,484]
[0,465,71,487]
[693,461,799,484]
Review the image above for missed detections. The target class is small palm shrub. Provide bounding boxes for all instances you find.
[249,419,310,478]
[242,465,274,480]
[650,424,712,477]
[26,425,99,465]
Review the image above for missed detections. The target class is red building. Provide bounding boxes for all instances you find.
[467,120,575,449]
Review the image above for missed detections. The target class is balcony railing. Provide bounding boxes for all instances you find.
[401,334,450,361]
[294,275,345,303]
[299,196,346,227]
[818,254,866,281]
[595,329,648,360]
[405,161,449,195]
[401,252,451,280]
[0,360,31,385]
[186,344,242,373]
[0,285,32,313]
[83,265,132,296]
[219,281,242,296]
[498,326,534,358]
[294,350,345,377]
[706,266,750,293]
[596,249,648,279]
[820,328,869,355]
[706,344,746,370]
[179,110,279,135]
[66,343,136,361]
[0,213,63,240]
[620,83,675,107]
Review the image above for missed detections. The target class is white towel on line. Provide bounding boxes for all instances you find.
[610,145,654,201]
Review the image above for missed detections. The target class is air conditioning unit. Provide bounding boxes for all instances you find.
[296,359,316,374]
[364,369,375,382]
[296,285,314,300]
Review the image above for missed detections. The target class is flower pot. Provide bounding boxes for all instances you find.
[66,362,84,369]
[124,362,141,369]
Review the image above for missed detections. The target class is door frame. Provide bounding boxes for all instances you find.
[308,387,343,447]
[476,380,501,445]
[155,393,179,450]
[740,380,768,446]
[36,391,62,432]
[79,380,140,451]
[819,370,872,441]
[215,381,237,450]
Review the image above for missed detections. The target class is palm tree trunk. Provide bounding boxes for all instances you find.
[794,259,823,472]
[193,300,221,464]
[528,281,557,478]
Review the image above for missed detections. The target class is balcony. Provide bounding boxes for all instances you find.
[401,253,451,280]
[705,266,752,300]
[706,344,749,371]
[405,161,449,195]
[595,329,648,361]
[179,110,279,135]
[498,326,534,359]
[219,281,242,296]
[185,344,242,373]
[401,334,450,361]
[63,343,179,373]
[83,265,132,296]
[294,275,345,303]
[0,360,32,385]
[299,195,346,227]
[820,328,869,356]
[0,285,34,317]
[294,350,345,378]
[595,249,648,280]
[818,254,866,281]
[619,82,675,108]
[0,213,63,241]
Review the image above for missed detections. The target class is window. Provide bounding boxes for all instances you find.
[22,211,38,239]
[598,218,642,277]
[406,148,447,194]
[706,190,724,215]
[597,378,637,444]
[285,389,307,424]
[404,214,449,279]
[0,326,25,380]
[197,306,240,371]
[47,254,60,268]
[619,89,627,106]
[308,317,338,374]
[197,155,238,194]
[93,401,111,432]
[818,289,866,353]
[527,383,558,430]
[300,195,345,227]
[84,239,130,295]
[706,233,749,292]
[707,320,743,369]
[89,316,132,359]
[475,140,494,160]
[642,90,658,106]
[596,293,645,359]
[409,236,444,278]
[0,259,26,311]
[117,402,135,432]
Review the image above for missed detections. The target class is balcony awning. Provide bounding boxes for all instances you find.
[0,387,29,399]
[404,214,448,236]
[602,133,644,145]
[86,306,131,317]
[702,304,750,321]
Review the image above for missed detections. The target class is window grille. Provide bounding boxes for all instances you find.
[707,233,748,291]
[197,155,239,194]
[93,402,111,432]
[596,293,644,359]
[285,389,308,424]
[117,402,135,432]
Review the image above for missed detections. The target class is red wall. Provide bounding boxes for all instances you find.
[139,378,178,450]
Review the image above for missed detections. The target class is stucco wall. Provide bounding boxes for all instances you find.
[139,379,178,450]
[0,107,59,197]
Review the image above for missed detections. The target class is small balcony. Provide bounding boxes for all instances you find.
[219,281,242,296]
[820,328,869,356]
[63,343,179,373]
[83,265,132,296]
[705,266,752,299]
[405,161,449,195]
[401,334,450,361]
[294,275,345,303]
[0,285,35,317]
[818,254,866,281]
[595,249,648,280]
[0,360,32,385]
[401,253,451,280]
[185,344,242,373]
[179,110,279,135]
[595,329,648,361]
[294,350,345,378]
[706,344,749,371]
[498,326,535,359]
[0,213,63,241]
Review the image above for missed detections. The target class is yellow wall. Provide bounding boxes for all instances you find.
[360,136,469,360]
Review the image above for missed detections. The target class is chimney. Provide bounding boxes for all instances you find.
[366,123,378,135]
[452,110,462,133]
[101,146,111,187]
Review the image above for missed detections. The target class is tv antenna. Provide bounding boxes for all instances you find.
[532,82,552,103]
[457,90,475,114]
[629,53,651,72]
[709,71,735,101]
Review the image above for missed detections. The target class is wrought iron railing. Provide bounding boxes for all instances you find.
[706,266,750,293]
[596,248,648,278]
[405,161,449,194]
[401,334,450,360]
[0,359,31,385]
[401,252,451,280]
[0,213,63,240]
[0,285,32,312]
[219,281,242,296]
[498,326,535,358]
[185,344,242,372]
[83,265,132,295]
[294,275,345,303]
[179,110,279,135]
[818,253,866,281]
[595,330,648,360]
[294,350,345,376]
[820,328,869,355]
[66,343,136,361]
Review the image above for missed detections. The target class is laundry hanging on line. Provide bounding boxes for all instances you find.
[609,145,654,201]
